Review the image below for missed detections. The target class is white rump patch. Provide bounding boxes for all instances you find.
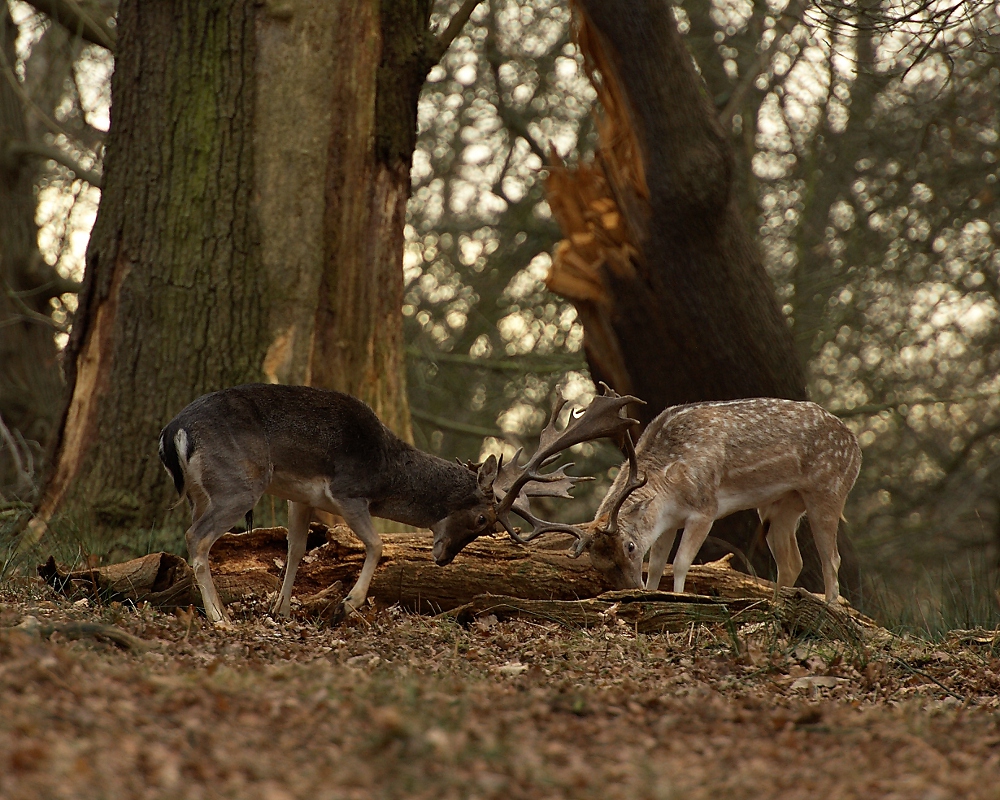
[174,428,191,466]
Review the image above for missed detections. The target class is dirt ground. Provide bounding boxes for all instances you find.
[2,584,1000,800]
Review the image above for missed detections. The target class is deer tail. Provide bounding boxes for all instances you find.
[158,423,191,498]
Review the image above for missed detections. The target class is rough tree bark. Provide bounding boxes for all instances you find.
[255,0,432,441]
[29,1,267,539]
[27,0,477,546]
[544,0,860,600]
[306,1,437,438]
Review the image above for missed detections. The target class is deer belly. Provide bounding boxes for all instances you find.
[265,473,343,514]
[715,484,796,518]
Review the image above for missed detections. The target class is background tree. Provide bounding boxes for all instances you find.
[401,0,998,615]
[5,0,999,624]
[23,0,477,550]
[0,1,103,500]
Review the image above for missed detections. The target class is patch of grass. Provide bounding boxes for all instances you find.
[0,503,34,587]
[863,559,1000,640]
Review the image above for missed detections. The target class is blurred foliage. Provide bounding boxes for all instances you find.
[407,0,1000,613]
[6,0,109,340]
[5,0,1000,622]
[0,0,111,502]
[406,0,622,522]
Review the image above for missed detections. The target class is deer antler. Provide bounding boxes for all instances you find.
[494,383,645,545]
[566,427,647,556]
[602,427,647,535]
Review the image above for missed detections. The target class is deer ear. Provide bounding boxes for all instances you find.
[477,454,499,495]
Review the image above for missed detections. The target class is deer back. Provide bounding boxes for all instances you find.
[597,398,861,533]
[160,384,491,529]
[162,384,396,496]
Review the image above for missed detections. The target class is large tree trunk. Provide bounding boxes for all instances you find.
[307,0,433,438]
[30,1,267,540]
[544,0,860,601]
[28,0,465,548]
[253,0,426,441]
[0,6,64,495]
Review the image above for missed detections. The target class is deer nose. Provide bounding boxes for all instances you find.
[432,539,454,566]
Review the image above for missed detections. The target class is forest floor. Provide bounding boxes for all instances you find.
[2,580,1000,800]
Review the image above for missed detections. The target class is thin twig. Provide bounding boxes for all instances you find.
[890,655,965,702]
[832,394,1000,419]
[5,139,103,187]
[0,413,33,495]
[0,38,87,145]
[719,4,803,129]
[38,622,152,653]
[406,346,583,374]
[410,407,502,439]
[485,10,548,164]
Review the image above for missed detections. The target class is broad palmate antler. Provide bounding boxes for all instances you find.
[493,383,647,548]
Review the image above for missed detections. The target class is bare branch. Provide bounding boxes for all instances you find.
[9,275,82,299]
[21,0,117,52]
[407,346,584,374]
[6,139,102,187]
[0,43,90,146]
[831,393,1000,419]
[719,5,802,129]
[0,413,35,497]
[429,0,483,63]
[485,14,549,164]
[410,407,503,439]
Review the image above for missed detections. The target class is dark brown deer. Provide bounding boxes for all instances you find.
[159,383,640,623]
[543,398,862,603]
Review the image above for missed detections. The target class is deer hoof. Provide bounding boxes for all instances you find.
[269,599,291,619]
[203,604,231,627]
[329,599,359,626]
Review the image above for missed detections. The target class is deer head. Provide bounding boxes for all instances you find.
[430,456,500,566]
[429,383,646,567]
[564,426,650,589]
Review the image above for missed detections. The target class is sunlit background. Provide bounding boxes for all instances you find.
[5,0,1000,627]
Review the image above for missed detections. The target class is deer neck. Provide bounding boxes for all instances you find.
[370,444,481,528]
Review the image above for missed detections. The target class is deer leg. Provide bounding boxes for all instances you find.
[185,494,257,624]
[272,501,312,618]
[802,495,843,603]
[645,527,678,590]
[335,498,383,618]
[670,515,715,594]
[761,495,806,600]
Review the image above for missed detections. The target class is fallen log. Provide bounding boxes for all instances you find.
[38,552,201,609]
[38,523,878,640]
[37,525,606,613]
[443,590,763,633]
[442,587,869,642]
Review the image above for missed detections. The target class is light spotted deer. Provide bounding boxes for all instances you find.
[517,398,862,603]
[159,383,640,624]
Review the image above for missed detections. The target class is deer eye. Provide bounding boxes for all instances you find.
[627,541,636,554]
[476,514,488,527]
